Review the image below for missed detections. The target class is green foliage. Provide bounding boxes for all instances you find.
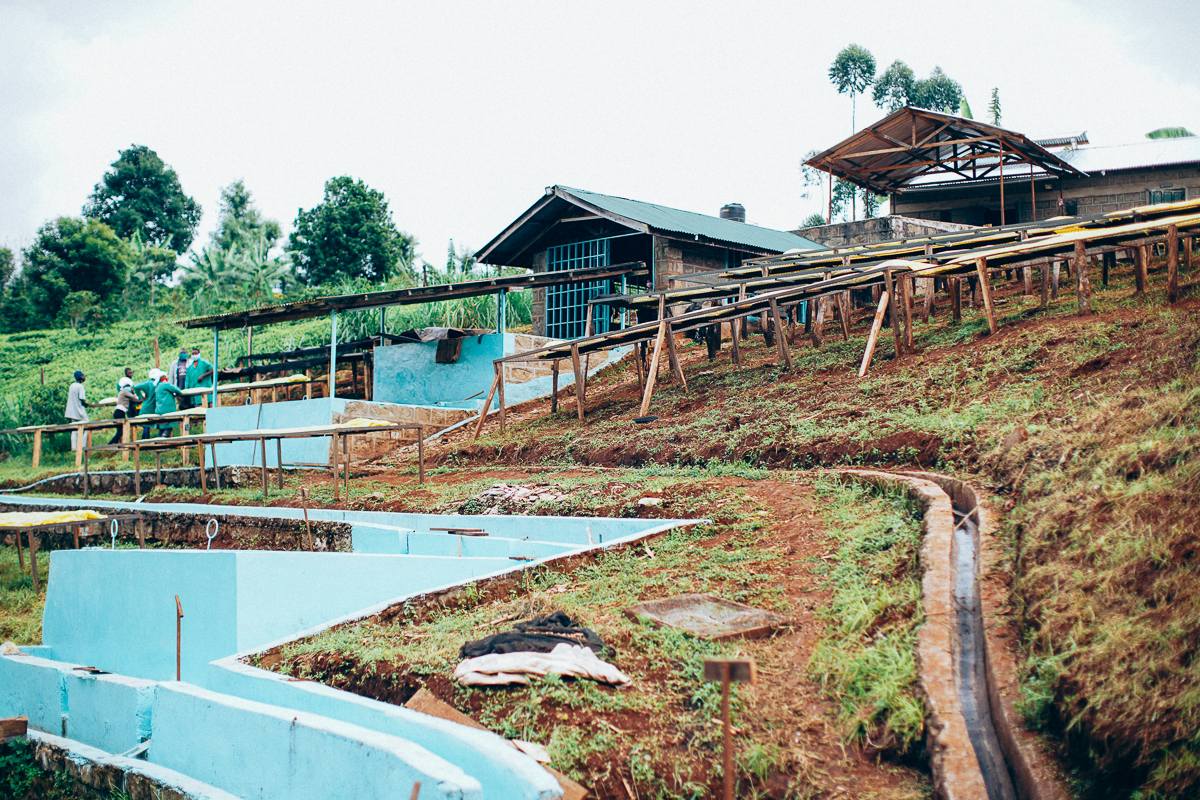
[989,88,1001,125]
[801,213,827,227]
[57,291,99,331]
[829,44,876,129]
[16,217,130,330]
[82,144,201,253]
[872,60,916,113]
[871,60,963,114]
[912,66,962,113]
[1146,127,1195,139]
[0,544,46,644]
[0,736,133,799]
[960,97,973,119]
[211,180,282,252]
[288,176,416,286]
[0,248,13,288]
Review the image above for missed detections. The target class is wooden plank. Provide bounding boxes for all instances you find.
[976,257,999,335]
[406,688,489,730]
[0,716,28,741]
[858,291,890,378]
[472,372,502,441]
[1075,240,1092,315]
[331,430,340,502]
[769,298,793,370]
[1168,224,1180,303]
[570,344,586,421]
[638,320,669,417]
[883,269,903,355]
[664,324,687,391]
[899,275,914,351]
[1187,236,1194,271]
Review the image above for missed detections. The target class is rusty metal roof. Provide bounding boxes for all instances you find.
[805,107,1085,195]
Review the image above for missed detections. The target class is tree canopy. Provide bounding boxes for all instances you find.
[1147,127,1196,139]
[287,176,416,286]
[83,145,202,253]
[829,45,877,130]
[18,217,130,328]
[211,180,281,252]
[871,60,964,114]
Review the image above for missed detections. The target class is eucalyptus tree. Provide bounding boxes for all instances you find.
[829,44,876,131]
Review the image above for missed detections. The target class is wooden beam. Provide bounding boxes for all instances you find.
[883,269,904,355]
[769,298,793,370]
[1052,260,1061,299]
[570,344,585,421]
[1075,240,1092,315]
[472,371,502,441]
[638,320,669,417]
[976,258,999,335]
[950,277,962,322]
[899,275,914,351]
[858,291,890,378]
[1167,224,1180,303]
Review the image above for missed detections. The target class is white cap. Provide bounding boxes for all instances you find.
[119,377,133,388]
[148,368,163,381]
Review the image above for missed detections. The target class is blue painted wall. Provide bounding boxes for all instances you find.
[373,334,505,407]
[206,397,345,467]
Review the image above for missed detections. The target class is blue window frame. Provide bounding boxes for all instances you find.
[546,239,611,339]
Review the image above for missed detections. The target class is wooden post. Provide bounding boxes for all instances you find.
[175,595,183,682]
[1186,237,1194,272]
[639,320,669,417]
[769,298,793,369]
[277,437,284,490]
[122,420,132,462]
[83,447,89,499]
[837,292,852,341]
[570,344,585,422]
[1040,262,1049,308]
[921,277,934,322]
[198,443,205,493]
[976,258,998,335]
[472,371,502,440]
[497,364,507,433]
[551,360,560,414]
[1135,245,1148,296]
[74,425,85,467]
[260,438,269,498]
[331,430,340,502]
[858,291,890,378]
[1023,265,1033,296]
[180,417,189,466]
[883,270,903,355]
[950,277,962,322]
[342,434,350,499]
[664,323,687,391]
[32,430,41,469]
[417,426,424,485]
[730,304,741,366]
[30,534,39,594]
[1052,260,1061,299]
[1167,224,1180,303]
[1102,251,1113,287]
[134,445,142,495]
[1075,240,1092,315]
[899,275,914,352]
[15,526,23,571]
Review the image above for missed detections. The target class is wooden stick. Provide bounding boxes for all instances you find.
[15,527,24,571]
[32,430,41,470]
[976,257,998,335]
[331,430,340,502]
[921,277,934,322]
[883,269,903,355]
[858,290,890,378]
[1075,240,1092,315]
[1167,224,1180,303]
[198,443,205,493]
[1135,246,1148,295]
[730,303,741,366]
[769,298,793,370]
[1040,262,1049,308]
[417,426,424,485]
[135,445,142,495]
[809,296,825,348]
[899,274,914,351]
[837,292,851,341]
[74,424,84,468]
[551,359,560,414]
[570,344,586,421]
[950,277,962,322]
[1102,251,1113,287]
[1023,265,1033,296]
[638,320,668,417]
[497,364,507,434]
[664,323,687,391]
[175,595,183,681]
[472,371,502,441]
[30,534,39,595]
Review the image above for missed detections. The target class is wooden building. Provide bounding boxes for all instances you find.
[475,186,820,338]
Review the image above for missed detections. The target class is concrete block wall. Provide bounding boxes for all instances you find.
[793,216,974,248]
[654,236,731,291]
[61,671,156,755]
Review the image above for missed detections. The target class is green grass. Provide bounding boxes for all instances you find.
[1,737,134,799]
[0,544,47,645]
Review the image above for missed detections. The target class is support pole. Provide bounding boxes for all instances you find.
[883,270,903,355]
[899,277,914,352]
[976,258,998,335]
[1052,261,1061,299]
[998,140,1006,225]
[32,430,41,469]
[665,323,687,391]
[1040,262,1050,308]
[472,371,502,441]
[551,360,560,414]
[175,595,183,682]
[497,363,507,433]
[858,290,890,378]
[570,344,585,421]
[328,311,338,399]
[1023,266,1033,296]
[198,443,205,493]
[277,437,284,490]
[950,277,962,322]
[837,292,852,340]
[497,289,507,335]
[921,278,934,322]
[29,534,38,594]
[769,298,792,370]
[1102,251,1113,287]
[417,426,424,485]
[639,320,668,417]
[1075,240,1092,315]
[1135,246,1148,296]
[722,663,733,800]
[1167,224,1180,303]
[331,430,340,502]
[809,296,826,348]
[212,329,220,409]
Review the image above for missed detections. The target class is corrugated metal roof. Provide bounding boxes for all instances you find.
[557,187,821,252]
[1060,137,1200,173]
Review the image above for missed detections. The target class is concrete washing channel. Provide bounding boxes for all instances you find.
[0,492,704,799]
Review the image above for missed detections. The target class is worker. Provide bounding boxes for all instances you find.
[135,369,162,439]
[64,370,91,451]
[172,351,189,390]
[184,347,214,407]
[109,377,140,445]
[153,374,185,437]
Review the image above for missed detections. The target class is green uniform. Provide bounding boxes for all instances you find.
[153,382,184,429]
[185,358,214,390]
[134,380,158,416]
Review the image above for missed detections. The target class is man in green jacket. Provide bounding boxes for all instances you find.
[134,370,161,439]
[154,378,185,437]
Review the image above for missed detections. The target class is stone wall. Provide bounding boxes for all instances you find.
[653,236,730,291]
[793,216,975,248]
[894,165,1200,223]
[530,250,547,335]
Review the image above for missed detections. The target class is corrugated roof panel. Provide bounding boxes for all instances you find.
[1059,137,1200,173]
[558,187,821,252]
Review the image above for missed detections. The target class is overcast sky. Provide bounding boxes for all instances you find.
[3,0,1198,268]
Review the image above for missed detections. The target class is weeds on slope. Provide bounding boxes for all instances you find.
[808,478,925,758]
[0,544,46,645]
[996,352,1200,798]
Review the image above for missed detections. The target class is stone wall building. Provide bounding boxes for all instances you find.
[476,186,820,338]
[792,216,973,248]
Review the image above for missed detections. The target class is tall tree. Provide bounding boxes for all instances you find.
[0,248,14,288]
[211,180,282,252]
[287,176,416,286]
[872,61,916,113]
[83,145,202,253]
[989,88,1002,125]
[911,67,962,113]
[20,217,130,328]
[829,45,876,131]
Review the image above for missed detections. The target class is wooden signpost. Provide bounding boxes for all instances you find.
[703,657,757,800]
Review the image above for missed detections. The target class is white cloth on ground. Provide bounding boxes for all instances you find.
[453,643,632,687]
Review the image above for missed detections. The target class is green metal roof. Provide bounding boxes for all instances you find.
[557,186,821,252]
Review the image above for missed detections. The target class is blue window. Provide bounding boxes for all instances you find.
[546,239,611,339]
